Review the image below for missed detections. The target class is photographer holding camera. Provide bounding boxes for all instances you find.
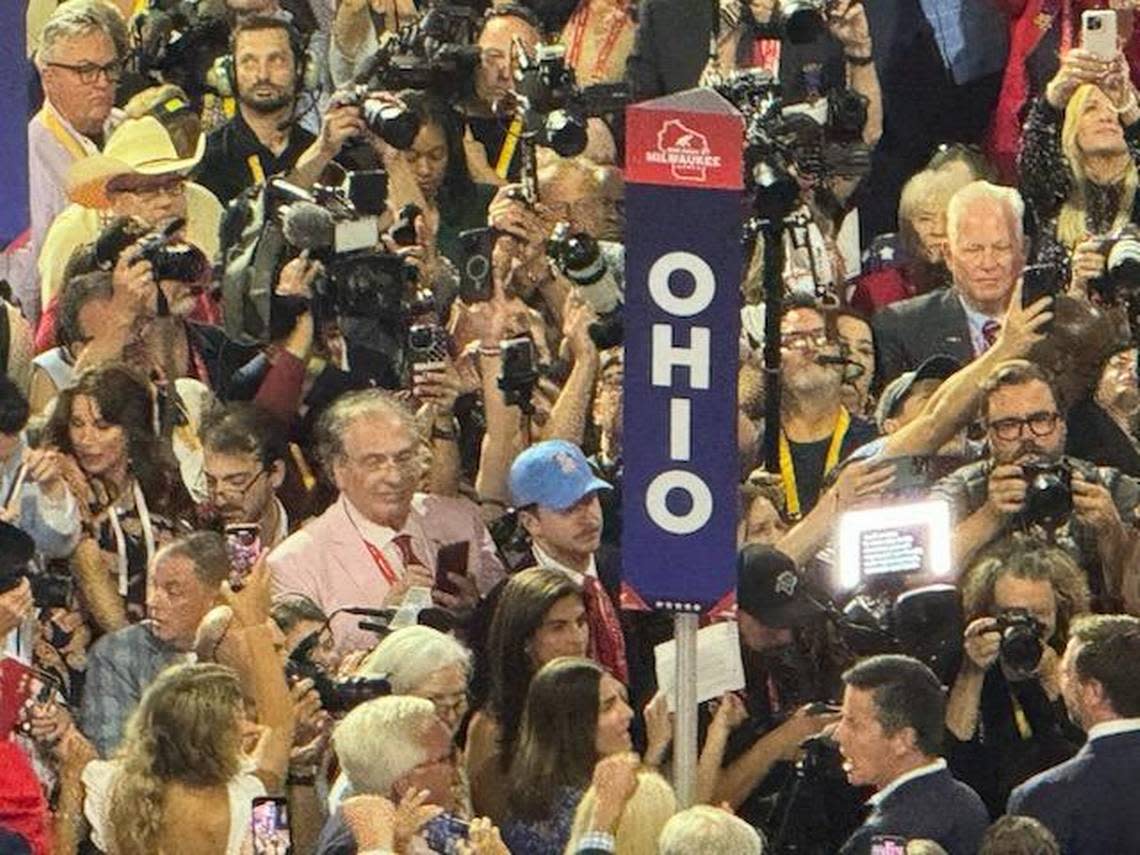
[946,537,1089,817]
[935,360,1140,609]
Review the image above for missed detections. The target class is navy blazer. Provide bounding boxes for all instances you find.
[839,766,989,855]
[1008,728,1140,854]
[871,288,976,387]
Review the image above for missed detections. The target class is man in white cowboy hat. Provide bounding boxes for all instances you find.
[10,0,126,321]
[37,95,223,311]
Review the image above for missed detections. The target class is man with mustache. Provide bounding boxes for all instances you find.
[934,360,1140,609]
[195,17,329,206]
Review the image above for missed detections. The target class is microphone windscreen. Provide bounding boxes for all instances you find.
[282,202,335,251]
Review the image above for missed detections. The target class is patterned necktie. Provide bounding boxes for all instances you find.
[981,319,1002,351]
[581,575,628,684]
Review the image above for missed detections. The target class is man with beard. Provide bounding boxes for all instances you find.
[1007,614,1140,852]
[769,297,877,519]
[934,361,1140,609]
[200,403,294,551]
[194,17,316,205]
[1066,347,1140,478]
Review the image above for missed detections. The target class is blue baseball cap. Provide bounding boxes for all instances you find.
[508,440,612,511]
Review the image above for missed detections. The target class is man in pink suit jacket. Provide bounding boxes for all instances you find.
[268,390,504,654]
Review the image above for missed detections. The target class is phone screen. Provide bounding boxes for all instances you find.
[225,524,261,589]
[251,796,292,855]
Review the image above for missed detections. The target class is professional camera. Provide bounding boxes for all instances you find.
[511,43,630,159]
[1088,226,1140,338]
[92,217,209,285]
[286,633,391,714]
[716,70,871,222]
[777,0,828,43]
[546,223,623,349]
[995,607,1046,680]
[355,2,482,99]
[0,522,71,610]
[1021,460,1073,529]
[135,218,211,284]
[333,87,421,150]
[129,0,231,105]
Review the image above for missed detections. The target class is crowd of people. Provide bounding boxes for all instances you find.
[3,0,1140,853]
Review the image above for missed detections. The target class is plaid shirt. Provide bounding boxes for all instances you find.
[79,623,185,757]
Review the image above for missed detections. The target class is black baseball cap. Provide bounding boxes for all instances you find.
[736,544,827,629]
[875,354,962,429]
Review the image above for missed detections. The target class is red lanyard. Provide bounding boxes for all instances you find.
[362,538,400,586]
[564,1,630,82]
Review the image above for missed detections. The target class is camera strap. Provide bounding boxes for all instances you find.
[108,481,157,599]
[777,407,850,519]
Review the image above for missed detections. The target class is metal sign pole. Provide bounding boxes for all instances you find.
[672,611,700,808]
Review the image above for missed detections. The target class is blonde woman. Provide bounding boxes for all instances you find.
[81,559,294,855]
[564,756,677,855]
[1019,47,1140,292]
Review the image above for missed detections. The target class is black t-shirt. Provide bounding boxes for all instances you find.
[781,414,878,514]
[194,111,316,206]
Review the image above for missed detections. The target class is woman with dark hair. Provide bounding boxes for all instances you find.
[43,363,194,642]
[501,656,634,854]
[465,568,588,823]
[383,91,499,272]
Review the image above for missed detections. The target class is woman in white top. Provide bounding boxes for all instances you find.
[83,560,294,855]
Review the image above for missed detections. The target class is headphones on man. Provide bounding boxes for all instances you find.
[209,19,320,101]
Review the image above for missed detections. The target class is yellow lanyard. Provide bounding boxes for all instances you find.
[40,108,90,161]
[247,154,266,185]
[778,408,850,519]
[495,116,523,179]
[1010,691,1034,740]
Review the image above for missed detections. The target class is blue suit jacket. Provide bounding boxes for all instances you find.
[839,767,988,855]
[1008,728,1140,854]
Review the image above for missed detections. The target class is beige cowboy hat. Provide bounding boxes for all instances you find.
[67,113,205,209]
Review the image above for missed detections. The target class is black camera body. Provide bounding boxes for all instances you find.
[996,607,1046,680]
[356,3,481,100]
[1021,460,1074,528]
[546,224,624,349]
[498,335,540,413]
[286,643,391,714]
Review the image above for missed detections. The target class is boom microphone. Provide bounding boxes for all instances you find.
[281,202,335,251]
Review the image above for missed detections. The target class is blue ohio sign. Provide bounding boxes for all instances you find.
[622,89,744,610]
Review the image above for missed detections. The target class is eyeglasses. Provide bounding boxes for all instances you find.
[204,467,267,499]
[115,177,187,199]
[45,60,122,84]
[780,329,830,351]
[342,448,421,474]
[987,411,1061,441]
[423,690,468,717]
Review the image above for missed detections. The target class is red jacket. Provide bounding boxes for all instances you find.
[988,0,1140,182]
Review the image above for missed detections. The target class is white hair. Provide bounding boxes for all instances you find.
[658,806,765,855]
[332,696,437,796]
[946,180,1025,248]
[359,626,472,694]
[37,0,123,65]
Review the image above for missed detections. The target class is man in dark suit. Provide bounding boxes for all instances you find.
[873,181,1025,387]
[1008,614,1140,854]
[836,655,989,855]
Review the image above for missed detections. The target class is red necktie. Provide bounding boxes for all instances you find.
[391,533,427,573]
[981,320,1001,351]
[582,576,628,684]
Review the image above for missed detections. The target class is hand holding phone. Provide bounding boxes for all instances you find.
[251,796,292,855]
[225,524,262,591]
[434,541,469,596]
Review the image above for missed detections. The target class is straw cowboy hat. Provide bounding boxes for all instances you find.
[67,113,205,209]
